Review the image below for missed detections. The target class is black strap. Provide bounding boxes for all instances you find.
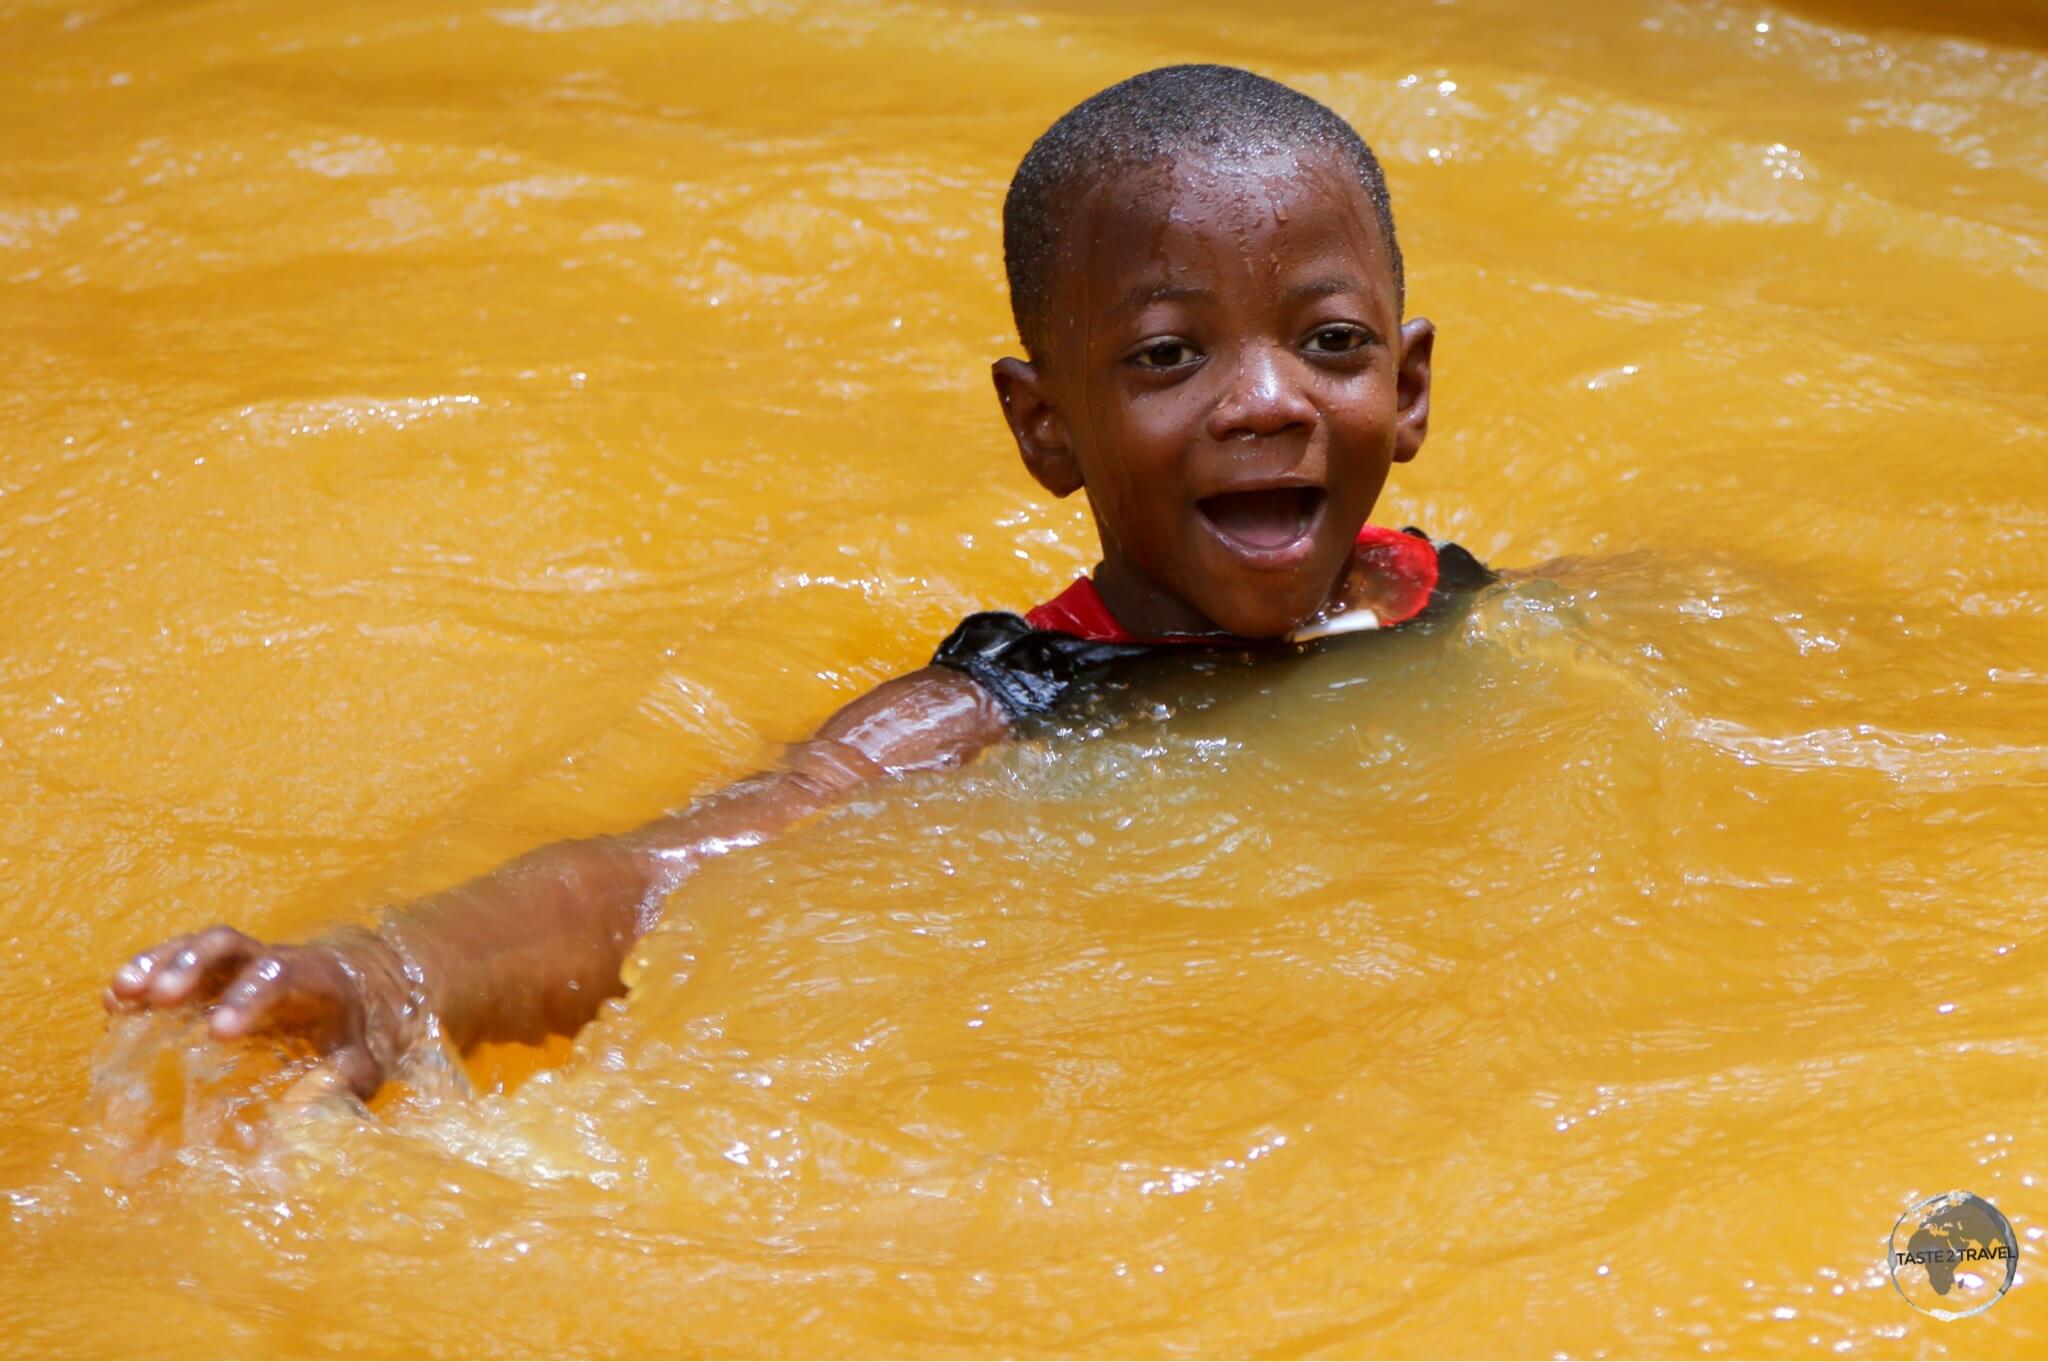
[930,611,1152,721]
[935,533,1498,724]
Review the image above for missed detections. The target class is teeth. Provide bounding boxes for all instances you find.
[1289,608,1381,643]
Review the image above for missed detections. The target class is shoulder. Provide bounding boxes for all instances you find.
[812,664,1012,771]
[929,610,1151,724]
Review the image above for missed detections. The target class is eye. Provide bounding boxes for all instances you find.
[1302,324,1375,356]
[1127,338,1202,370]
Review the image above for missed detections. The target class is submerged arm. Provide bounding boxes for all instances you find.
[105,665,1009,1095]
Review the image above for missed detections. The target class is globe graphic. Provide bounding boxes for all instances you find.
[1889,1191,2020,1319]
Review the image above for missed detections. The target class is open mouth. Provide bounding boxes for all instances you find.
[1196,486,1327,554]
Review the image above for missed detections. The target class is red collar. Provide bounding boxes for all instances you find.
[1024,525,1440,644]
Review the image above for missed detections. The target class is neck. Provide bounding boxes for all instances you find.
[1090,549,1230,641]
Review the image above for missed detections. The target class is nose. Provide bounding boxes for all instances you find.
[1206,342,1317,442]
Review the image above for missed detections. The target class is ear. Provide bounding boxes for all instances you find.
[992,357,1083,497]
[1392,317,1434,464]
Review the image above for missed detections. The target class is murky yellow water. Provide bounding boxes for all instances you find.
[5,0,2048,1354]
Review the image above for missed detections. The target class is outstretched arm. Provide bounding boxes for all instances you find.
[105,665,1009,1096]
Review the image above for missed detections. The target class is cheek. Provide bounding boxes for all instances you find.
[1086,390,1198,497]
[1322,372,1400,464]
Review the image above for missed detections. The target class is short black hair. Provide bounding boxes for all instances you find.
[1002,64,1404,362]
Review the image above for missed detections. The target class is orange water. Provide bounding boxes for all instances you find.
[4,0,2048,1355]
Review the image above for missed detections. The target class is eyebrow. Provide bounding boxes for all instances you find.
[1288,276,1367,300]
[1105,275,1371,319]
[1107,281,1215,317]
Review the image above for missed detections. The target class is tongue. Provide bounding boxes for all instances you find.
[1200,488,1322,549]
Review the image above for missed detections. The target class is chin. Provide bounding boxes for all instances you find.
[1189,545,1350,640]
[1201,593,1315,642]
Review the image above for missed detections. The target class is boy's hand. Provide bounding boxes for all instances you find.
[92,667,1007,1102]
[103,926,412,1098]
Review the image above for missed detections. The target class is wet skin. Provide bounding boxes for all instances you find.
[106,147,1434,1095]
[107,669,1010,1097]
[993,147,1433,640]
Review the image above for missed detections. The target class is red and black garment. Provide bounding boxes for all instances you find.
[932,525,1495,722]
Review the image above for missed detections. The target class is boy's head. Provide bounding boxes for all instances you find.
[993,65,1433,640]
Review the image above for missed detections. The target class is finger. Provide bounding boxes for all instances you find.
[329,1044,385,1100]
[207,955,296,1040]
[108,945,175,1001]
[282,1046,381,1106]
[101,984,150,1015]
[141,926,257,1006]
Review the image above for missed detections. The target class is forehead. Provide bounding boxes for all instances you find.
[1053,147,1396,311]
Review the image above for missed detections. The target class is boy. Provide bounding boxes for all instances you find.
[105,65,1483,1100]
